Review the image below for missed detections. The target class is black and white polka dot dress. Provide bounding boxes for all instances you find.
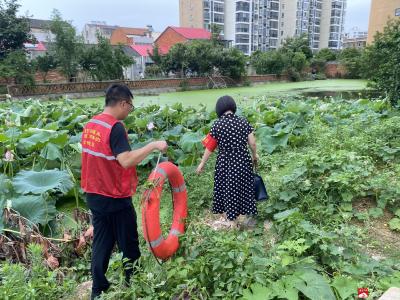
[210,113,257,221]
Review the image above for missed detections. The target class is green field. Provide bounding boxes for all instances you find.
[75,79,368,108]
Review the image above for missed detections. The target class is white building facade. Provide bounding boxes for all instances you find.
[180,0,347,54]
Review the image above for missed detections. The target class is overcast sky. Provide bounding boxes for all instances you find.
[18,0,371,33]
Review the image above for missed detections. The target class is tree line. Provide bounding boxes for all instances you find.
[0,0,134,84]
[1,0,399,106]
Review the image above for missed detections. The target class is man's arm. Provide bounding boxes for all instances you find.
[110,123,167,169]
[116,141,167,169]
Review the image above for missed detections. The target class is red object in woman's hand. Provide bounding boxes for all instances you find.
[202,133,217,152]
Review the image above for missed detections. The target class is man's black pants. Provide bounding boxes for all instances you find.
[91,206,141,298]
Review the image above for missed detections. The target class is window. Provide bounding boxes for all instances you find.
[236,12,250,22]
[236,33,250,43]
[214,2,224,13]
[271,2,279,11]
[396,8,400,16]
[214,13,224,23]
[236,23,250,33]
[329,41,338,48]
[236,44,249,53]
[236,1,250,11]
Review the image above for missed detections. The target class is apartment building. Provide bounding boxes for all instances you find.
[180,0,347,54]
[367,0,400,44]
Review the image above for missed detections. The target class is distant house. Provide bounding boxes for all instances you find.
[28,18,55,43]
[343,30,368,49]
[24,41,47,60]
[122,45,154,80]
[83,22,118,44]
[155,26,212,54]
[110,26,153,45]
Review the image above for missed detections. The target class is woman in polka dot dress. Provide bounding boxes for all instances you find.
[196,95,259,228]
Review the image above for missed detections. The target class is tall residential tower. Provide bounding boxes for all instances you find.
[367,0,400,44]
[180,0,347,54]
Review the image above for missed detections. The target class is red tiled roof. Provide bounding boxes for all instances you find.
[170,26,211,40]
[130,44,153,57]
[158,45,170,55]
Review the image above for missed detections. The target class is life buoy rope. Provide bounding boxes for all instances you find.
[141,160,188,260]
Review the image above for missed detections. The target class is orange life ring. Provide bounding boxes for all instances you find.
[141,161,188,260]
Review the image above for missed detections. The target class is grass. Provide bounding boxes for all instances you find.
[74,79,368,108]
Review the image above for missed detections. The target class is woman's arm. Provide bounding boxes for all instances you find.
[248,133,259,166]
[196,149,213,174]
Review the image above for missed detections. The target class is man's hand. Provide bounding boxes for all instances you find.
[152,141,168,153]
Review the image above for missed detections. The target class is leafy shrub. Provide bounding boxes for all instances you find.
[0,244,76,299]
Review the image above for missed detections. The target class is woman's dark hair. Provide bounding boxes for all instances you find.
[215,95,237,117]
[105,84,133,106]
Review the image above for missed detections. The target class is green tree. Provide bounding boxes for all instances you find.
[49,10,83,82]
[0,50,35,84]
[364,19,400,106]
[34,53,58,82]
[280,34,313,60]
[162,43,190,77]
[149,45,162,65]
[338,48,365,79]
[186,40,218,76]
[315,48,337,62]
[250,50,286,75]
[216,47,247,80]
[0,0,35,58]
[0,0,35,84]
[80,36,133,81]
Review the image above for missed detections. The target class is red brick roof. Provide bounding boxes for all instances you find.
[130,44,153,57]
[170,26,212,40]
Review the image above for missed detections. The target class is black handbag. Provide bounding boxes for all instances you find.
[254,173,269,201]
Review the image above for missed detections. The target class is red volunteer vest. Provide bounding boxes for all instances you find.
[81,113,138,198]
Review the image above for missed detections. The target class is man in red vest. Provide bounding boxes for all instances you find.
[81,84,167,299]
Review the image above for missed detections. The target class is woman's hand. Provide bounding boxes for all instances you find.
[196,162,205,174]
[252,154,260,166]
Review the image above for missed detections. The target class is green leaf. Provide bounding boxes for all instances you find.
[281,254,294,266]
[271,278,299,300]
[279,190,298,202]
[293,269,335,300]
[13,169,73,195]
[388,218,400,231]
[256,126,289,154]
[242,284,273,300]
[368,207,384,218]
[0,133,7,142]
[395,209,400,218]
[331,276,358,300]
[18,129,68,150]
[273,208,299,220]
[179,132,202,153]
[40,143,62,161]
[11,194,57,225]
[0,174,12,199]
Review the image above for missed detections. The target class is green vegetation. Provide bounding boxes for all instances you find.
[76,79,368,107]
[151,39,247,80]
[0,0,36,85]
[364,19,400,106]
[1,92,399,299]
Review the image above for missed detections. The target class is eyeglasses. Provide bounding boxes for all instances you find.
[124,101,134,110]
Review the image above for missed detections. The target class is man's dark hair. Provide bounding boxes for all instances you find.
[105,84,133,106]
[215,95,237,117]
